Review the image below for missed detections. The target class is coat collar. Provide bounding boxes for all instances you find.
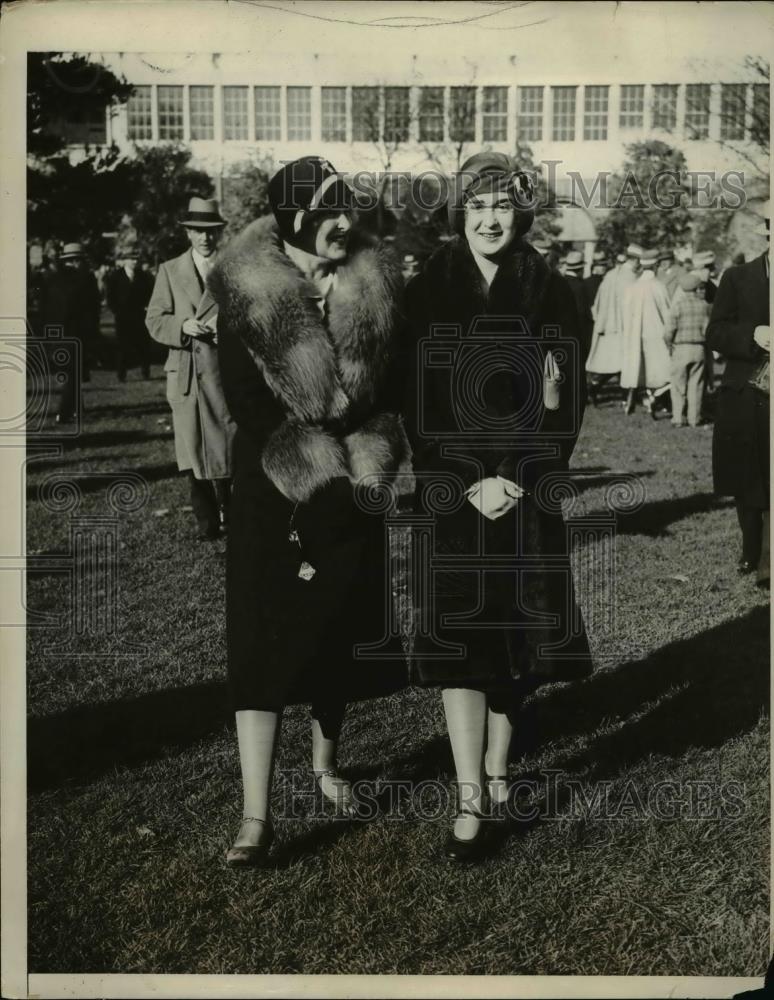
[209,216,402,423]
[422,234,552,334]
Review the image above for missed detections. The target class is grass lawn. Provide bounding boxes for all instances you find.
[26,365,769,976]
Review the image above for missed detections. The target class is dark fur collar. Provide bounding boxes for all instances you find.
[209,216,402,423]
[422,234,552,333]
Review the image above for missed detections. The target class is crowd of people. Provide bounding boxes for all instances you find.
[30,153,769,867]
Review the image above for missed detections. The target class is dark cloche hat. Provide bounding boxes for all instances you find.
[268,157,354,247]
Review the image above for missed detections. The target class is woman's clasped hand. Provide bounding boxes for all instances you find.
[465,476,527,520]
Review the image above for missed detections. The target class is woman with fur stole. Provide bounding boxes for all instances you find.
[209,157,408,866]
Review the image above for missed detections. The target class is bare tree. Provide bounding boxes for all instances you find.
[695,59,769,179]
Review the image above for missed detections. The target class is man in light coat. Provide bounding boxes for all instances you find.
[585,245,641,404]
[620,248,673,417]
[146,197,236,541]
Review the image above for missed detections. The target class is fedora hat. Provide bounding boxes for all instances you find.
[60,242,85,260]
[180,197,226,228]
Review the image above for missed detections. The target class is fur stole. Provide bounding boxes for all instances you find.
[209,216,408,503]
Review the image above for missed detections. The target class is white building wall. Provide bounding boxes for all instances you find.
[89,50,767,188]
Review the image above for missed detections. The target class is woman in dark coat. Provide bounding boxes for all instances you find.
[209,157,408,866]
[404,152,593,860]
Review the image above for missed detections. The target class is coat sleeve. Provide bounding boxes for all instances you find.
[495,273,587,483]
[146,263,191,349]
[707,268,761,362]
[217,319,287,452]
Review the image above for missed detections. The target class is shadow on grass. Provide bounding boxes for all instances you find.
[25,452,145,474]
[521,603,769,772]
[28,607,768,797]
[86,400,171,419]
[26,462,181,503]
[568,469,657,496]
[588,491,734,537]
[35,430,173,451]
[28,680,231,791]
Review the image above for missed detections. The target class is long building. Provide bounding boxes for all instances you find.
[49,3,771,256]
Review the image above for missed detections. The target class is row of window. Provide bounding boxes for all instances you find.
[126,82,769,144]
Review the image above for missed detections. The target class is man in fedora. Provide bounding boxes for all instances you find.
[41,242,101,423]
[146,197,236,541]
[106,239,154,382]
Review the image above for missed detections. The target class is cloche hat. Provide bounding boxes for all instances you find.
[448,152,535,237]
[268,157,354,248]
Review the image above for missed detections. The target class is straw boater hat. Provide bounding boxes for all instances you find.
[626,243,644,259]
[564,249,584,272]
[640,248,658,269]
[180,197,226,228]
[59,242,85,260]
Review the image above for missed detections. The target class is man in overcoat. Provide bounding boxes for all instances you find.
[41,242,101,424]
[146,197,236,540]
[707,217,770,585]
[106,241,154,381]
[586,245,641,407]
[620,248,672,416]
